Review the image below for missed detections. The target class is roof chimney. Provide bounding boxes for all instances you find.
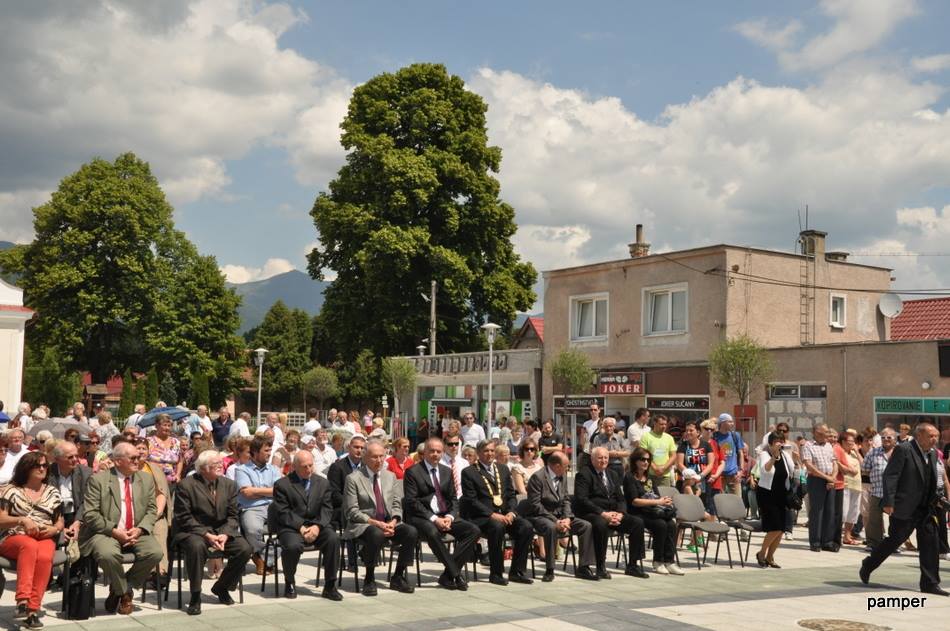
[629,223,651,258]
[799,229,827,258]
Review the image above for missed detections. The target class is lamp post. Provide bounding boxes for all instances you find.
[416,344,427,357]
[253,347,268,425]
[481,322,501,431]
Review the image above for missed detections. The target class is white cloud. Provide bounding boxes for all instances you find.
[0,189,50,243]
[220,258,295,284]
[737,0,919,71]
[912,54,950,73]
[512,224,594,273]
[0,0,350,240]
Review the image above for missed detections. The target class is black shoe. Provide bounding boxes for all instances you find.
[437,572,458,590]
[210,582,235,606]
[284,583,297,599]
[810,545,821,552]
[596,567,611,580]
[23,613,43,629]
[186,594,202,616]
[489,573,509,586]
[321,584,344,601]
[104,591,120,614]
[859,561,871,585]
[624,565,649,579]
[362,580,378,596]
[756,552,769,568]
[922,585,950,596]
[455,576,469,591]
[14,602,29,620]
[542,570,555,582]
[821,544,839,553]
[389,573,415,594]
[574,566,599,581]
[509,571,533,585]
[479,553,491,566]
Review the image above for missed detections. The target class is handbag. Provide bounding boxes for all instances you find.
[785,479,803,511]
[65,538,81,564]
[645,504,677,519]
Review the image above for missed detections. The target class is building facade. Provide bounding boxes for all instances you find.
[0,278,33,411]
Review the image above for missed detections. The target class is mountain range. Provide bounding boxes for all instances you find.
[227,269,328,333]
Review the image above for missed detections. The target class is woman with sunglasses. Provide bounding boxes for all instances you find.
[623,447,683,575]
[511,440,543,495]
[0,451,64,628]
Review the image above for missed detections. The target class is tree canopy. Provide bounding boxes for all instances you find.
[308,63,536,363]
[249,300,313,406]
[708,334,774,405]
[547,349,596,396]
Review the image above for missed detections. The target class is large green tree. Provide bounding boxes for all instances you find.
[308,63,536,361]
[249,301,313,406]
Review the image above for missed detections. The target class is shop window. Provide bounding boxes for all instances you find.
[643,283,688,335]
[769,383,827,399]
[570,293,608,341]
[769,385,800,399]
[512,384,531,400]
[830,294,846,328]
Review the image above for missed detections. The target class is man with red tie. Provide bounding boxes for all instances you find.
[80,442,163,615]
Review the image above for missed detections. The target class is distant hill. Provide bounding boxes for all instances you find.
[0,241,14,251]
[228,269,327,333]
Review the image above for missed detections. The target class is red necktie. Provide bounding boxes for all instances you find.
[124,477,134,529]
[373,474,386,521]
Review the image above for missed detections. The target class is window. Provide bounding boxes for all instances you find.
[830,294,846,328]
[643,284,688,335]
[768,384,827,399]
[570,294,608,341]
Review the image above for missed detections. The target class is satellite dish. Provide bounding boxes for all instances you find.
[878,294,904,318]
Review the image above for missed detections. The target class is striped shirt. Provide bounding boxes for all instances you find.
[861,446,891,498]
[802,440,836,476]
[0,484,62,543]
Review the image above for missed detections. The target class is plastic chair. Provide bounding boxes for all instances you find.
[671,494,732,570]
[714,493,761,567]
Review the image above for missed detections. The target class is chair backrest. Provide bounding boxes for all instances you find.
[671,493,706,522]
[658,485,679,498]
[713,492,747,521]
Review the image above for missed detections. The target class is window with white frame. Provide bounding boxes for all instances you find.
[570,293,608,341]
[830,294,846,328]
[643,284,688,335]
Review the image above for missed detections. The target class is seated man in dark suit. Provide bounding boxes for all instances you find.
[343,440,417,596]
[173,450,253,615]
[525,450,597,582]
[461,440,533,585]
[573,447,647,579]
[326,435,365,571]
[49,440,92,540]
[272,450,341,601]
[403,437,480,590]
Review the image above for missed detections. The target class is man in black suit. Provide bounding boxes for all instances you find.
[49,439,92,539]
[573,447,648,579]
[525,451,597,582]
[173,450,253,615]
[461,440,533,585]
[860,423,946,595]
[403,438,480,590]
[271,450,341,601]
[326,434,365,570]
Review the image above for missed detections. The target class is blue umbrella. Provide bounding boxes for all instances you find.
[137,406,191,429]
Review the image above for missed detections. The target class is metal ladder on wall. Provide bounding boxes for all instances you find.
[799,255,815,345]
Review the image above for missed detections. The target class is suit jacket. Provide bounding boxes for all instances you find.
[272,472,333,534]
[461,461,518,520]
[327,456,362,509]
[172,474,242,540]
[79,468,158,546]
[572,464,625,516]
[525,466,572,522]
[343,467,403,538]
[403,461,459,522]
[49,462,92,519]
[882,440,941,521]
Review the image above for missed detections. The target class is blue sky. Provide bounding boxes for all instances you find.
[2,0,950,295]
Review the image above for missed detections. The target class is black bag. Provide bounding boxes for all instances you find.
[645,504,677,520]
[785,480,804,511]
[66,559,95,620]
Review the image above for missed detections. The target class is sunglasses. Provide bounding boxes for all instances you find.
[90,441,100,445]
[524,447,537,452]
[636,457,652,463]
[35,463,49,469]
[446,442,460,447]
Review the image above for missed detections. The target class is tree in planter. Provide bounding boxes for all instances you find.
[708,334,774,406]
[547,349,596,400]
[301,365,340,412]
[381,357,417,423]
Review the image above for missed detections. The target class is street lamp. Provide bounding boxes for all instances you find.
[481,322,501,431]
[416,344,427,357]
[253,347,268,425]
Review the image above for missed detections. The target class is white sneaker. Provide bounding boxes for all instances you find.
[783,532,793,541]
[653,562,670,575]
[665,563,685,576]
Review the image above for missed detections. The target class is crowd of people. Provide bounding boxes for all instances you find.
[0,398,948,627]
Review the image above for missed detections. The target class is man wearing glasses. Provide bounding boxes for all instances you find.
[79,442,162,615]
[459,413,485,448]
[441,436,469,499]
[861,427,897,552]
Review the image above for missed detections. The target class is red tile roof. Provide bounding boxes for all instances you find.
[0,305,34,314]
[891,297,950,340]
[528,316,544,343]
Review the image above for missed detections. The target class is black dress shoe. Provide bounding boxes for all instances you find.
[284,583,297,599]
[455,576,468,591]
[596,567,611,580]
[437,572,458,590]
[574,566,599,581]
[489,574,509,586]
[479,553,492,566]
[389,573,415,594]
[362,580,378,596]
[624,565,649,579]
[821,544,839,553]
[508,571,533,585]
[922,585,950,596]
[810,545,821,552]
[859,561,871,585]
[104,592,120,614]
[542,570,555,582]
[186,595,202,616]
[322,585,344,601]
[210,582,235,605]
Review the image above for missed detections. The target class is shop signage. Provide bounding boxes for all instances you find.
[874,397,950,414]
[413,352,508,375]
[598,372,644,395]
[647,397,710,411]
[554,396,605,410]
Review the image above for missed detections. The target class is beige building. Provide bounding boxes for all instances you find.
[541,226,906,440]
[0,278,33,412]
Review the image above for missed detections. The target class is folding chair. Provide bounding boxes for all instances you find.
[171,544,244,609]
[671,494,732,570]
[714,493,761,567]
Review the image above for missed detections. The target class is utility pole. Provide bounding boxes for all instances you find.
[429,280,437,356]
